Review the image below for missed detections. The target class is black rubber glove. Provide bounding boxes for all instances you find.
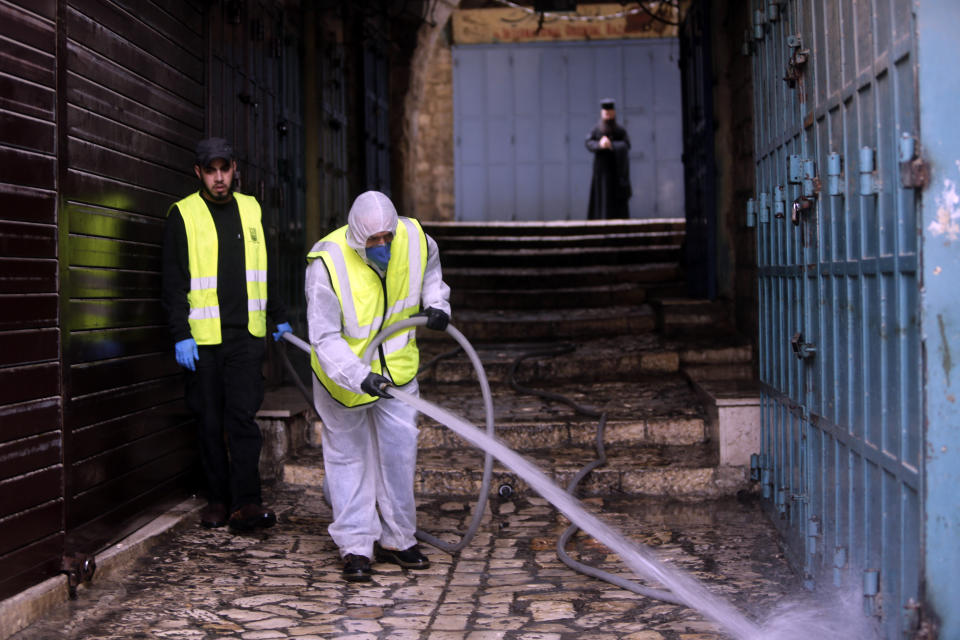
[421,307,450,331]
[361,372,393,398]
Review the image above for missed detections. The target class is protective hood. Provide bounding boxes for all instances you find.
[345,191,399,255]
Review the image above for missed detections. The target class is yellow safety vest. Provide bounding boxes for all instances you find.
[308,217,428,407]
[170,191,268,344]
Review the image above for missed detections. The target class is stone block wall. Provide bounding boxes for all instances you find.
[411,34,456,221]
[397,2,461,223]
[257,411,313,483]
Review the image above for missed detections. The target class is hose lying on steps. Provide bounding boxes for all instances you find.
[508,344,683,605]
[279,327,683,605]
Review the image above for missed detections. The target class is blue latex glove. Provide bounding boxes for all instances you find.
[175,338,198,372]
[273,321,293,342]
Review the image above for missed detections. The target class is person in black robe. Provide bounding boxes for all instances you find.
[585,99,632,219]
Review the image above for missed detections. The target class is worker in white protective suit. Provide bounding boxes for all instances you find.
[305,190,451,583]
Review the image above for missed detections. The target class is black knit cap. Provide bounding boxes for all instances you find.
[195,137,234,167]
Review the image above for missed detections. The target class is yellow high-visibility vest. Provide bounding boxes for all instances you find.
[170,191,267,344]
[308,217,428,407]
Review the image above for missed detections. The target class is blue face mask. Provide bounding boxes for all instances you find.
[366,243,391,271]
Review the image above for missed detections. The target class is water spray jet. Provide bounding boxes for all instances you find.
[283,320,769,638]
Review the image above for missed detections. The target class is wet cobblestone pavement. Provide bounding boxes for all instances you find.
[11,483,802,640]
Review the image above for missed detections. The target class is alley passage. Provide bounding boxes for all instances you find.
[11,483,799,639]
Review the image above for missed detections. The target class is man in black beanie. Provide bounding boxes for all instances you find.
[161,137,291,532]
[585,99,632,219]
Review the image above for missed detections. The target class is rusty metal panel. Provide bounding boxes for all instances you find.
[59,0,204,558]
[0,0,63,600]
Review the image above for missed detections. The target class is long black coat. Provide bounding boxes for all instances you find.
[585,121,632,219]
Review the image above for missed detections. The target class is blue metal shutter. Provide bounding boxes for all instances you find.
[750,0,933,636]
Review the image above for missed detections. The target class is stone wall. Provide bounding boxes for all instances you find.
[399,2,460,222]
[409,31,456,221]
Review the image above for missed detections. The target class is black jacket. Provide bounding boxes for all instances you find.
[161,194,287,343]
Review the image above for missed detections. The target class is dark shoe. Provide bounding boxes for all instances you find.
[375,543,430,569]
[342,554,373,582]
[200,502,228,528]
[228,504,276,532]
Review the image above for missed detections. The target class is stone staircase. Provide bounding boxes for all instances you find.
[277,219,759,501]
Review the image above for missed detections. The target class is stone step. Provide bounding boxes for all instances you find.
[439,244,681,269]
[449,281,692,310]
[689,377,761,468]
[283,443,748,499]
[643,281,690,301]
[423,218,685,239]
[436,230,685,251]
[652,298,736,335]
[449,282,648,310]
[416,377,707,445]
[676,336,753,366]
[256,387,315,484]
[417,334,680,383]
[416,413,705,451]
[418,375,706,451]
[440,305,656,341]
[292,375,707,451]
[441,262,681,290]
[682,363,755,382]
[417,333,752,385]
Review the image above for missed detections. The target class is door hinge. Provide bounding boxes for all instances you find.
[899,132,929,189]
[784,35,809,88]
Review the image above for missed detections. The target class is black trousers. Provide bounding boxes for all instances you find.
[185,327,266,510]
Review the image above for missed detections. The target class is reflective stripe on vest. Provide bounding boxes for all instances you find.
[171,191,268,344]
[307,217,428,407]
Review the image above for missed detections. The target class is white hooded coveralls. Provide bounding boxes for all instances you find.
[305,191,450,558]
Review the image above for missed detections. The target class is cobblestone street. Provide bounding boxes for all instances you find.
[10,482,801,640]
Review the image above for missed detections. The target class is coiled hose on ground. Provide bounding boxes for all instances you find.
[507,344,682,604]
[278,321,681,605]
